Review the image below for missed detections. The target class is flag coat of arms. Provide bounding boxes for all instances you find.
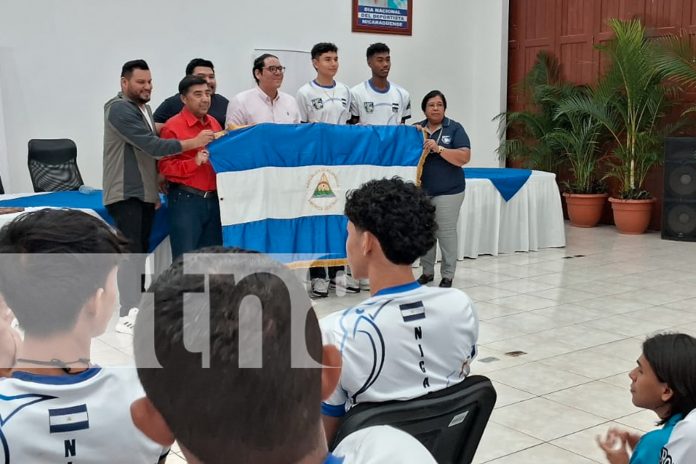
[208,123,425,267]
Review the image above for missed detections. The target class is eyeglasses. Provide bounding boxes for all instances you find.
[265,66,286,74]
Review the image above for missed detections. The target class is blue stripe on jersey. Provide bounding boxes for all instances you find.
[367,79,391,94]
[11,367,101,385]
[373,281,420,296]
[312,80,336,89]
[323,452,345,464]
[49,404,87,417]
[321,402,347,417]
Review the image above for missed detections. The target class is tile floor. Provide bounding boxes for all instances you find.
[94,224,696,463]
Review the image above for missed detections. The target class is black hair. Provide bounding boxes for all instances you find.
[311,42,338,60]
[252,53,278,84]
[421,90,448,112]
[121,59,149,79]
[178,75,209,95]
[185,58,215,76]
[366,42,390,59]
[344,177,436,265]
[643,333,696,425]
[134,247,323,464]
[0,209,127,336]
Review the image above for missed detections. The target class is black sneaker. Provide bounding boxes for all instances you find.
[439,278,453,288]
[417,274,434,285]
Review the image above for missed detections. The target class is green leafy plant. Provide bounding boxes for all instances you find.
[557,19,676,199]
[495,51,586,173]
[545,110,606,194]
[655,35,696,117]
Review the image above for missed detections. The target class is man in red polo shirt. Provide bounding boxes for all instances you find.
[159,75,222,258]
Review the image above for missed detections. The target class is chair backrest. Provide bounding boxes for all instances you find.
[331,375,497,464]
[27,139,83,192]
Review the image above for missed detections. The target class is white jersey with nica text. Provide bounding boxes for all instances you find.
[320,282,478,417]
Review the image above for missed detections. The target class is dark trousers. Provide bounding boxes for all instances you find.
[167,186,222,260]
[106,198,155,316]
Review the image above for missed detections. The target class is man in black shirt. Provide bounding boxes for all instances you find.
[154,58,229,131]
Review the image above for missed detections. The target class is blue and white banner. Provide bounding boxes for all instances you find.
[49,404,89,433]
[208,123,425,266]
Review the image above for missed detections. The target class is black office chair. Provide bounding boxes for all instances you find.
[27,139,84,192]
[331,375,497,464]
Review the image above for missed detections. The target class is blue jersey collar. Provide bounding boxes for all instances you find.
[368,79,390,94]
[373,281,420,296]
[323,452,345,464]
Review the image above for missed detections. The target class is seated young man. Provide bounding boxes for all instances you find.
[130,247,436,464]
[320,178,479,443]
[0,209,169,463]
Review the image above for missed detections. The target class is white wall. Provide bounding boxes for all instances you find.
[463,0,509,168]
[0,0,507,193]
[0,79,8,191]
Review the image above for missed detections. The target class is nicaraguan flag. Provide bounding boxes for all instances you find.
[48,404,89,433]
[208,123,425,266]
[399,301,426,322]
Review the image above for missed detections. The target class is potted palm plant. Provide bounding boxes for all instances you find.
[546,110,607,227]
[558,19,674,234]
[495,51,585,173]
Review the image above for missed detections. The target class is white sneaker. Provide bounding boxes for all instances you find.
[115,307,139,335]
[359,279,370,291]
[330,273,360,294]
[309,279,329,298]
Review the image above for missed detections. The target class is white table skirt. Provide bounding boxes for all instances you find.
[454,170,566,258]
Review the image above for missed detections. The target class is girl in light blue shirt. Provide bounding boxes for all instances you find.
[597,333,696,464]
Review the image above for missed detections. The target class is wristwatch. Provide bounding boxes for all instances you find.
[438,146,445,154]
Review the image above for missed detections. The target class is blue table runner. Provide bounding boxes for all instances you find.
[464,168,533,201]
[0,191,168,253]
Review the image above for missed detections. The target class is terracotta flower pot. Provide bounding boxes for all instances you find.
[563,193,608,228]
[609,197,656,235]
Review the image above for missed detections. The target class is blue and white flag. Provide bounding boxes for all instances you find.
[208,123,425,267]
[48,404,89,433]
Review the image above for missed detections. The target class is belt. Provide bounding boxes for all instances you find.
[171,183,217,199]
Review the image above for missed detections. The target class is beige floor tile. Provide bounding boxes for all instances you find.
[551,421,644,464]
[543,380,640,419]
[484,444,598,464]
[487,362,592,396]
[538,350,634,380]
[472,422,541,463]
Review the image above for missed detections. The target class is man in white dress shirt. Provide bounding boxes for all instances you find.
[225,53,301,126]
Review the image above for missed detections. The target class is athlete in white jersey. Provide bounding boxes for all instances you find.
[661,409,696,464]
[320,178,479,444]
[0,368,167,462]
[298,43,360,299]
[296,43,352,125]
[130,249,436,464]
[298,80,352,125]
[350,42,411,126]
[0,209,166,463]
[321,282,478,411]
[333,426,436,463]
